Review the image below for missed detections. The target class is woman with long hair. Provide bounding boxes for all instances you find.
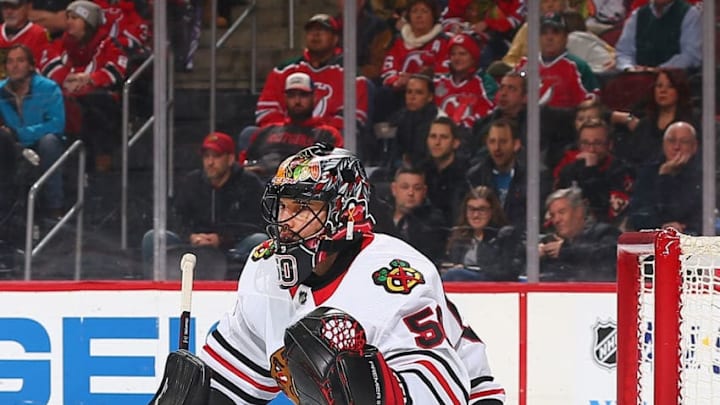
[41,1,128,171]
[615,68,697,167]
[441,185,523,281]
[376,0,450,120]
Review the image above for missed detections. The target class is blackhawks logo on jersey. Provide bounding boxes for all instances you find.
[372,259,425,294]
[251,239,276,261]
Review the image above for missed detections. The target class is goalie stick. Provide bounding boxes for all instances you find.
[179,253,195,350]
[148,253,213,405]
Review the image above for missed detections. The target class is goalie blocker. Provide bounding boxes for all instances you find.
[148,349,212,405]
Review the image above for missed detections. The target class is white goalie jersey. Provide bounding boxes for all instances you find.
[199,233,505,404]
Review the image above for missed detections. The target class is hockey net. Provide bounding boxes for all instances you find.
[617,229,720,405]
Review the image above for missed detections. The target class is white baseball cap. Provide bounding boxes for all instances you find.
[284,72,314,93]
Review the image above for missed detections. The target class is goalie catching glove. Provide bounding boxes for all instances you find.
[284,306,404,405]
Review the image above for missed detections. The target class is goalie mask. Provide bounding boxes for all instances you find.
[262,144,374,288]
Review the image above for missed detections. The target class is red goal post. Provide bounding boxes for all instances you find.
[617,229,720,405]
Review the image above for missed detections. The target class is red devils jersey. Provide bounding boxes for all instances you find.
[381,32,451,87]
[0,22,50,70]
[256,52,369,131]
[445,0,525,33]
[434,73,494,128]
[41,29,128,94]
[516,53,599,108]
[199,233,506,404]
[97,0,150,50]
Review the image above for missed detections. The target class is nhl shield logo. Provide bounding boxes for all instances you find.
[592,320,617,369]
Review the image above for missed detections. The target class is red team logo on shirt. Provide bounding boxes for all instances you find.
[311,81,333,119]
[372,259,425,294]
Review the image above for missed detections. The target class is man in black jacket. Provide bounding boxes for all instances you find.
[421,116,468,226]
[387,74,439,168]
[554,118,634,226]
[142,132,266,279]
[372,166,448,264]
[471,71,576,170]
[628,121,701,235]
[539,186,620,282]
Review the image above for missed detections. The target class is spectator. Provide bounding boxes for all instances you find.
[574,97,604,131]
[563,11,616,73]
[627,121,701,234]
[0,0,52,72]
[441,185,523,282]
[615,0,701,71]
[0,44,65,218]
[473,71,527,149]
[553,118,634,225]
[434,33,495,132]
[628,0,701,14]
[373,165,448,264]
[239,72,344,181]
[466,118,528,230]
[420,116,468,226]
[503,0,567,67]
[28,0,71,40]
[471,70,576,170]
[97,0,150,53]
[387,73,439,168]
[253,13,369,132]
[442,0,525,68]
[335,0,393,81]
[539,186,620,281]
[381,0,449,88]
[142,132,266,280]
[515,12,599,109]
[582,0,627,35]
[41,0,128,172]
[368,0,408,24]
[169,0,202,72]
[614,68,697,168]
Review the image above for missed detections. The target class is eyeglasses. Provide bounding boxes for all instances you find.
[467,206,491,214]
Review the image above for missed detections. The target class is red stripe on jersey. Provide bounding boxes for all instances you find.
[470,388,506,399]
[203,344,281,393]
[416,359,462,405]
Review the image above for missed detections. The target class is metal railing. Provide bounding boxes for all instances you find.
[24,140,85,280]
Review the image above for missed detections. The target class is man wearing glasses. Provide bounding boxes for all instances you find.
[553,118,634,226]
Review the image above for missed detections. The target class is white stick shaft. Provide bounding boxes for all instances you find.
[180,253,196,312]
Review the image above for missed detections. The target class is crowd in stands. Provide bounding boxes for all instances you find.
[0,0,150,266]
[231,0,712,283]
[0,0,715,282]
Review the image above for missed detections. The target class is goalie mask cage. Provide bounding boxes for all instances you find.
[617,229,720,405]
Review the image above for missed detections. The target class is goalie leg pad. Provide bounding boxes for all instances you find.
[284,306,403,405]
[148,349,211,405]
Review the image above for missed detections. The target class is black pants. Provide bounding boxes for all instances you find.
[0,129,17,214]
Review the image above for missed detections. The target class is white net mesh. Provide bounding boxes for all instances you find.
[676,234,720,404]
[634,234,720,404]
